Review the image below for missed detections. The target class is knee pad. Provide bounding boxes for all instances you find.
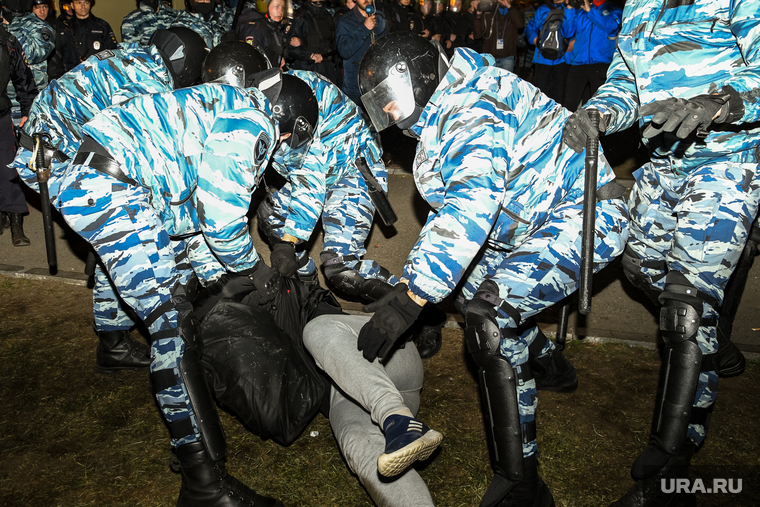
[658,271,715,346]
[319,250,393,300]
[464,280,520,368]
[621,246,665,305]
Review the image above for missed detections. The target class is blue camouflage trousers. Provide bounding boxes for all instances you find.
[626,149,760,446]
[459,195,629,457]
[58,163,203,447]
[263,171,400,285]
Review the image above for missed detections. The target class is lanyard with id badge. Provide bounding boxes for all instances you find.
[495,8,509,50]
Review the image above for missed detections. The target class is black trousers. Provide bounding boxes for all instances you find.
[533,62,569,106]
[0,113,27,214]
[563,62,610,111]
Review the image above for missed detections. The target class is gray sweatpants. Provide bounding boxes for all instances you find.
[303,314,436,507]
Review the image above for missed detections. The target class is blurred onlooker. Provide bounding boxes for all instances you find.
[385,0,424,35]
[3,0,54,123]
[56,0,117,73]
[238,0,294,68]
[121,0,177,47]
[477,0,524,72]
[289,0,340,85]
[443,0,470,56]
[335,0,385,105]
[560,0,620,110]
[525,0,569,104]
[0,23,36,247]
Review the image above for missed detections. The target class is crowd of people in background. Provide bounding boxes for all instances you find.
[1,0,624,247]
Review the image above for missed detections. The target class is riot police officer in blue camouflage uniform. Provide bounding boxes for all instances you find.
[563,0,760,505]
[120,0,177,46]
[172,0,227,48]
[359,33,629,506]
[56,81,290,507]
[11,27,209,372]
[3,0,54,121]
[252,69,401,300]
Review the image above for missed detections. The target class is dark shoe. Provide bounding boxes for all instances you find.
[0,211,9,234]
[716,326,746,378]
[10,213,30,247]
[611,444,695,507]
[377,414,443,477]
[485,455,555,507]
[96,330,151,372]
[530,346,578,393]
[175,441,284,507]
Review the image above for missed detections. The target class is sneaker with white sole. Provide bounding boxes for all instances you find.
[377,414,443,477]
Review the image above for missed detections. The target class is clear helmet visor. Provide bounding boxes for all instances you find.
[277,116,314,168]
[361,63,417,132]
[207,63,246,87]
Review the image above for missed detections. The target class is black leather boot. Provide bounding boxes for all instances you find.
[610,443,696,507]
[0,211,9,235]
[175,441,284,507]
[10,213,30,247]
[495,455,556,507]
[715,324,746,378]
[96,330,151,372]
[528,328,578,393]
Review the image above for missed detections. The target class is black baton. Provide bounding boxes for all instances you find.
[33,133,57,268]
[578,111,600,315]
[356,157,398,226]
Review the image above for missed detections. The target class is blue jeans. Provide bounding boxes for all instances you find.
[494,56,515,73]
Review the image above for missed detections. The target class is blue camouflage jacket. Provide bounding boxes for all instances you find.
[7,12,54,104]
[560,0,621,65]
[585,0,760,162]
[120,2,178,46]
[169,10,226,48]
[81,84,277,273]
[12,44,174,200]
[271,69,385,242]
[404,47,617,303]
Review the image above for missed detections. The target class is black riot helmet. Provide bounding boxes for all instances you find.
[149,27,209,88]
[202,41,271,88]
[3,0,33,13]
[141,0,161,12]
[359,33,448,131]
[249,70,319,164]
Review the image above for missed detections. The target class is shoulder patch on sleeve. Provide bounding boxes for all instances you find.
[95,49,116,60]
[254,132,271,166]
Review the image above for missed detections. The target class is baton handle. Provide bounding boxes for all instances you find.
[578,111,600,315]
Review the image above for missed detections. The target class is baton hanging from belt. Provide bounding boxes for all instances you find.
[31,133,57,268]
[578,110,600,315]
[356,156,398,226]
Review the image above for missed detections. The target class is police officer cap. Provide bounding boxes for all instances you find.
[202,41,271,88]
[149,26,209,88]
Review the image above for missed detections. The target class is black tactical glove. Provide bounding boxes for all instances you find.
[270,240,300,278]
[192,262,281,320]
[640,93,732,139]
[357,283,424,362]
[562,108,607,154]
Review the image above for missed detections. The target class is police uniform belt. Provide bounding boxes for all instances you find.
[73,151,138,186]
[17,130,70,163]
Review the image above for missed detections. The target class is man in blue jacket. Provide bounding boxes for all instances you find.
[335,0,386,106]
[560,0,620,110]
[525,0,569,105]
